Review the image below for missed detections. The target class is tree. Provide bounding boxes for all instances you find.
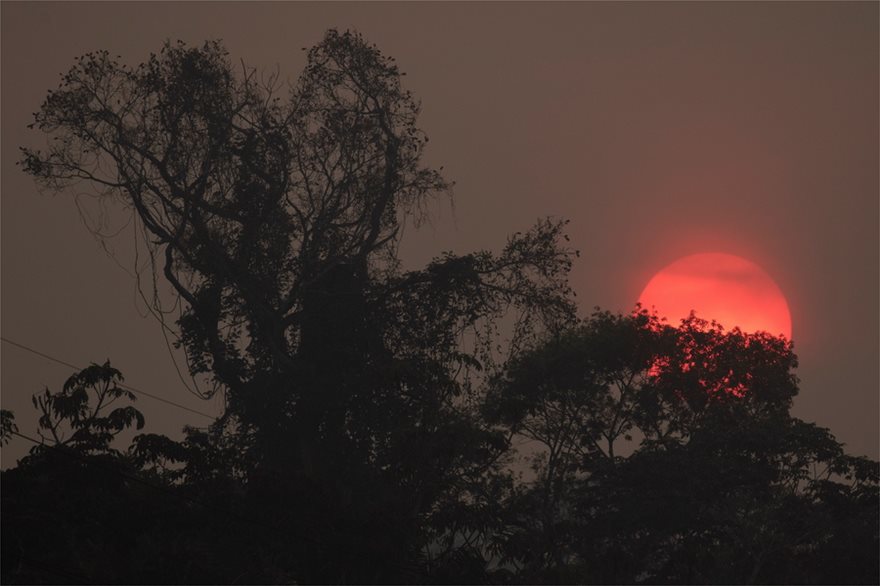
[2,364,150,584]
[20,29,577,582]
[482,310,661,579]
[2,363,280,584]
[21,31,448,456]
[483,309,878,584]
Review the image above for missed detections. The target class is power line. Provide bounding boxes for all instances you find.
[1,336,215,420]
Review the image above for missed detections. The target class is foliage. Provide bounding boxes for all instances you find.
[28,361,143,457]
[0,410,17,446]
[3,316,877,584]
[483,309,878,584]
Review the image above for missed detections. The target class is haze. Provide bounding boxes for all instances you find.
[2,2,877,464]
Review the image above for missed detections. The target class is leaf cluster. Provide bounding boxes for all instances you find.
[29,361,143,457]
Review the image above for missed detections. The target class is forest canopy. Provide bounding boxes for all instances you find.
[4,30,878,585]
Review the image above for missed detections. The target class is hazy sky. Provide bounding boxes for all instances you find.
[2,2,877,464]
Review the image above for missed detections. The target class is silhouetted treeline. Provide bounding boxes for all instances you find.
[4,30,877,584]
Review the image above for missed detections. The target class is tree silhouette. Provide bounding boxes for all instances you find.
[6,28,878,585]
[17,29,576,583]
[483,310,878,584]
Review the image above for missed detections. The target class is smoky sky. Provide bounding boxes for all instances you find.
[2,1,877,465]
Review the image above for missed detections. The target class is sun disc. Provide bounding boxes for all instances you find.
[638,253,792,339]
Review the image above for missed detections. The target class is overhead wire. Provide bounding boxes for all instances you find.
[0,336,215,420]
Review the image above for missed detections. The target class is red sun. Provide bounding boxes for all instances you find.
[638,253,792,339]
